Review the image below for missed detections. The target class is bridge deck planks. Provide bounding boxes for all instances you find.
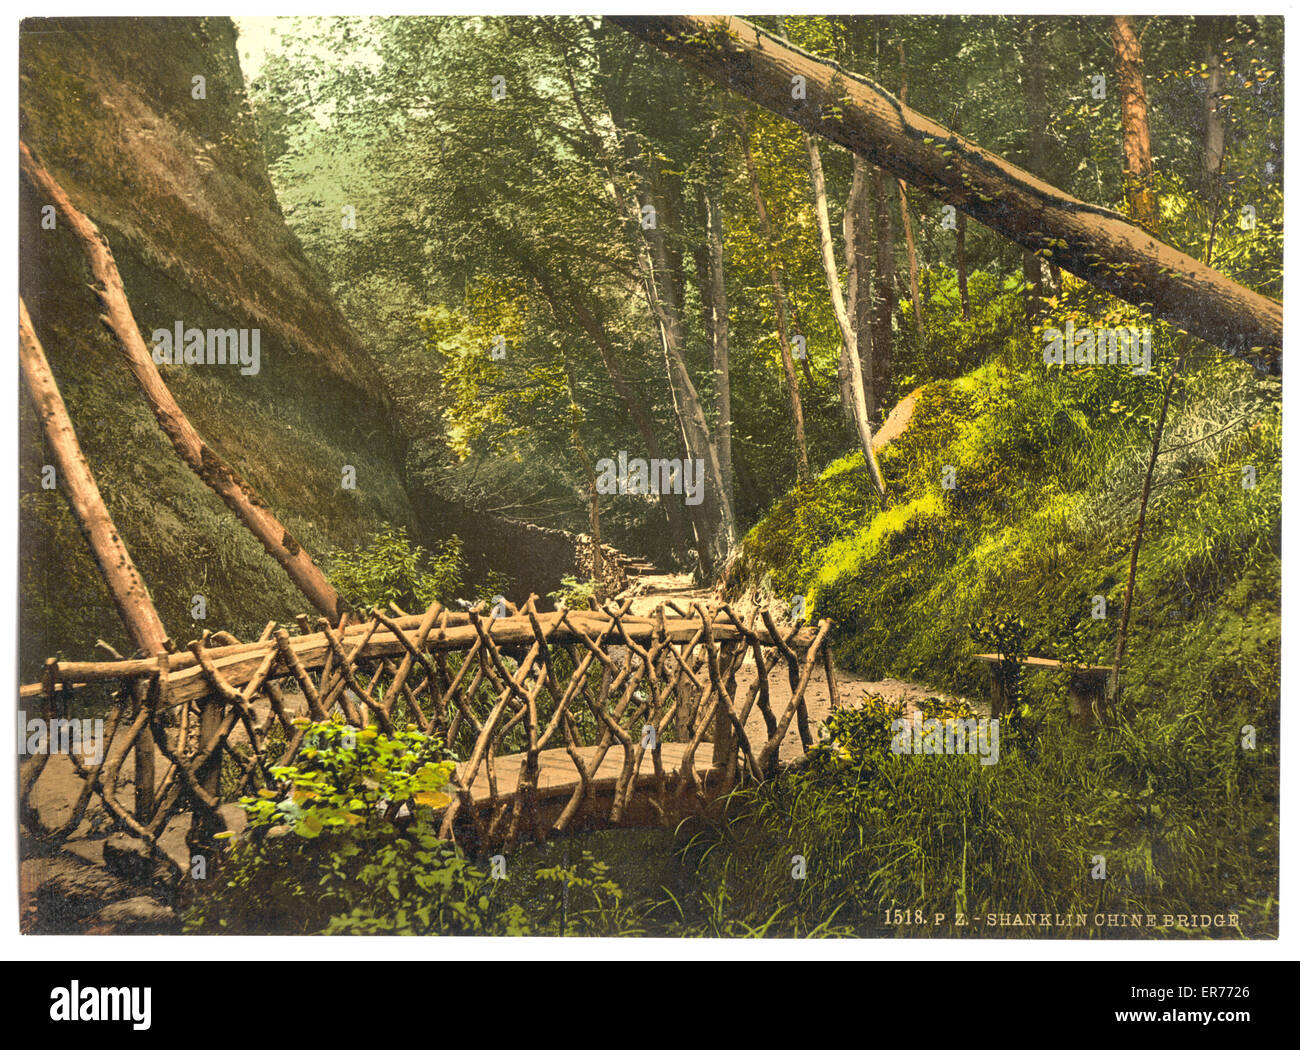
[455,742,715,806]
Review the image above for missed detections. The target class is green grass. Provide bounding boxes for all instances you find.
[714,347,1279,936]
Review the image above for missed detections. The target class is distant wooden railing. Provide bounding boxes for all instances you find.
[972,653,1113,725]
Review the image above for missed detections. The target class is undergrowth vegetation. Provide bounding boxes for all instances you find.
[723,335,1279,936]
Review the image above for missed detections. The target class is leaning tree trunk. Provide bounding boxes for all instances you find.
[20,300,170,656]
[594,74,738,573]
[844,157,877,419]
[805,135,887,495]
[1111,16,1161,233]
[20,142,349,622]
[20,298,164,820]
[609,15,1281,368]
[632,164,737,572]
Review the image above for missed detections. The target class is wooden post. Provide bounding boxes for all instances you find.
[988,664,1007,717]
[1069,671,1109,727]
[181,649,225,853]
[131,677,156,823]
[820,641,841,714]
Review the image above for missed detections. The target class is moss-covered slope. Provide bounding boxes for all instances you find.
[733,358,1280,718]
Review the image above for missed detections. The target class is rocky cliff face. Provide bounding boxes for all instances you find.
[19,16,416,674]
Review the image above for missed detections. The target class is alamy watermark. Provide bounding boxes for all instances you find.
[150,322,261,376]
[890,711,1000,766]
[50,982,150,1030]
[1042,321,1152,375]
[19,710,104,765]
[595,452,705,506]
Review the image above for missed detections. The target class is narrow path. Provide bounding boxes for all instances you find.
[613,564,971,766]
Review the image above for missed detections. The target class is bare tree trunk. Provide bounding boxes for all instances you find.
[950,110,972,321]
[804,135,887,495]
[20,300,169,655]
[1107,347,1185,711]
[610,15,1280,364]
[632,157,737,573]
[1199,16,1233,264]
[20,298,163,817]
[1201,19,1229,183]
[703,184,736,515]
[557,55,713,567]
[741,117,811,483]
[531,264,692,564]
[20,142,348,622]
[844,158,877,418]
[868,164,896,399]
[1019,17,1050,319]
[561,357,602,581]
[1111,16,1160,232]
[894,37,927,350]
[1107,55,1227,706]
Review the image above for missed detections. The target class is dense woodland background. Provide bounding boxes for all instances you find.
[19,15,1281,935]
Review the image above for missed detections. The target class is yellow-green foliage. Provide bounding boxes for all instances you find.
[735,354,1280,718]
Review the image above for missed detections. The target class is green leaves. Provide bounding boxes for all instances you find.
[326,523,465,613]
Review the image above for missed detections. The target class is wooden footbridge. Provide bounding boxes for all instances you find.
[16,142,838,869]
[21,596,837,861]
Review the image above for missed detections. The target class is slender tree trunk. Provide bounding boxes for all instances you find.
[955,213,972,319]
[785,296,821,394]
[1019,17,1050,318]
[1111,16,1160,232]
[805,135,887,494]
[1201,19,1229,183]
[703,185,736,515]
[896,181,926,345]
[530,264,692,564]
[20,300,169,656]
[546,70,696,565]
[742,117,810,482]
[868,164,896,399]
[894,37,927,349]
[579,64,737,573]
[1109,82,1226,708]
[20,142,348,622]
[610,15,1281,363]
[561,357,602,581]
[632,157,737,572]
[844,158,877,421]
[603,69,737,572]
[1200,16,1233,264]
[951,110,972,321]
[1107,348,1185,711]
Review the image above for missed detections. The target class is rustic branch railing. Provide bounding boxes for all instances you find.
[20,598,833,856]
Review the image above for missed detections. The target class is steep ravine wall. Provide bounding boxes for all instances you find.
[18,17,631,679]
[18,16,416,676]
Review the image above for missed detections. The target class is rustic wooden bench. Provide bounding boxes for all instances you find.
[972,653,1113,726]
